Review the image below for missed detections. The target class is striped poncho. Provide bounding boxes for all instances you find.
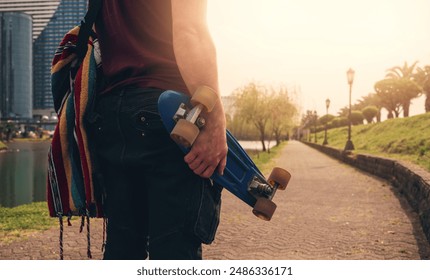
[47,25,105,222]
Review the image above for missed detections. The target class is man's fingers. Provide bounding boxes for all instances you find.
[187,157,203,170]
[184,130,227,179]
[201,166,216,179]
[217,155,227,176]
[185,152,222,178]
[184,150,198,164]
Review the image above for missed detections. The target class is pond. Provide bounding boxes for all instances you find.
[0,140,277,208]
[0,141,50,208]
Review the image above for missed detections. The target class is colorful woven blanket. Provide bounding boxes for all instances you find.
[47,25,104,220]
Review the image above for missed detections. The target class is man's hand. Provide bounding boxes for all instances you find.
[184,101,227,178]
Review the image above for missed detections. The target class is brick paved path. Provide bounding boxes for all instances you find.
[1,141,429,260]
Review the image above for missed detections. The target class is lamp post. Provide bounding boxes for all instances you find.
[344,68,355,151]
[313,110,317,143]
[323,98,330,145]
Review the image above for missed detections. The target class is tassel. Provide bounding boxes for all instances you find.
[102,217,107,252]
[79,215,85,233]
[67,213,72,226]
[86,213,92,259]
[58,214,64,260]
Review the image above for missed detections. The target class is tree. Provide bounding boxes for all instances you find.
[300,110,316,128]
[338,104,364,124]
[356,93,382,122]
[299,110,318,142]
[319,114,335,126]
[362,106,378,124]
[374,79,403,118]
[415,65,430,112]
[331,117,348,128]
[233,83,299,149]
[233,83,271,151]
[268,87,298,146]
[351,110,364,125]
[385,61,422,117]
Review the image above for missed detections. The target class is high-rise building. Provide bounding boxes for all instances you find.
[0,12,32,119]
[0,1,60,41]
[0,0,88,113]
[33,0,87,110]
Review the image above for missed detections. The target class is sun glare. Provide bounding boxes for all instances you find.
[208,0,430,115]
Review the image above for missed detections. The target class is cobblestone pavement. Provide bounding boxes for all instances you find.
[1,141,429,260]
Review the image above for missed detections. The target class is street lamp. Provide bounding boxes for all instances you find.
[313,110,317,143]
[323,98,330,145]
[344,68,355,151]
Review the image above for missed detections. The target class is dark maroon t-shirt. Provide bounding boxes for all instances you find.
[96,0,189,94]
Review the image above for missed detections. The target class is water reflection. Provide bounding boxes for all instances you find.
[0,141,50,207]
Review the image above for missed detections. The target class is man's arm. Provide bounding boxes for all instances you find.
[171,0,227,178]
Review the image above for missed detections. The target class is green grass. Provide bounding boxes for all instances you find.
[248,141,288,174]
[0,202,57,243]
[313,112,430,171]
[0,141,6,150]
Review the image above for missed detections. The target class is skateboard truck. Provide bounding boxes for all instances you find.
[249,177,275,197]
[250,167,291,221]
[170,86,217,147]
[173,103,206,129]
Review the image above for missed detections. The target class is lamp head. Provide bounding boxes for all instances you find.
[347,68,355,85]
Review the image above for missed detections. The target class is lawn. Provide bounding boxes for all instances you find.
[313,113,430,171]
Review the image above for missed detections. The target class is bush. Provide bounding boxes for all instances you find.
[362,106,378,124]
[331,117,348,128]
[351,111,364,125]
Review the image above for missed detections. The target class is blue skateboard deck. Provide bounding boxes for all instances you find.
[158,89,291,220]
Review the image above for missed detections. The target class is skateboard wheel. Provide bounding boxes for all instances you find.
[191,86,217,113]
[252,197,277,221]
[170,119,200,148]
[268,167,291,190]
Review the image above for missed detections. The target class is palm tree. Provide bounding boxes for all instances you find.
[414,65,430,112]
[385,61,419,79]
[385,61,422,117]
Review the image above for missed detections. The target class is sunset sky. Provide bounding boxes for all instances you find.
[207,0,430,118]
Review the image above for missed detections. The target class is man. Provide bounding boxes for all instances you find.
[93,0,227,260]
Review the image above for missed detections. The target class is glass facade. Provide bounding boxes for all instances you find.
[0,12,32,119]
[0,1,60,41]
[33,0,87,110]
[0,0,87,112]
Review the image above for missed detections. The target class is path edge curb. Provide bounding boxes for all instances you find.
[303,141,430,245]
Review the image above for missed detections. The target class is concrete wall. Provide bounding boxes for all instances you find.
[304,142,430,244]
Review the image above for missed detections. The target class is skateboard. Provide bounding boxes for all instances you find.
[158,87,291,221]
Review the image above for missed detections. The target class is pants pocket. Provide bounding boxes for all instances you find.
[131,110,166,136]
[193,180,223,244]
